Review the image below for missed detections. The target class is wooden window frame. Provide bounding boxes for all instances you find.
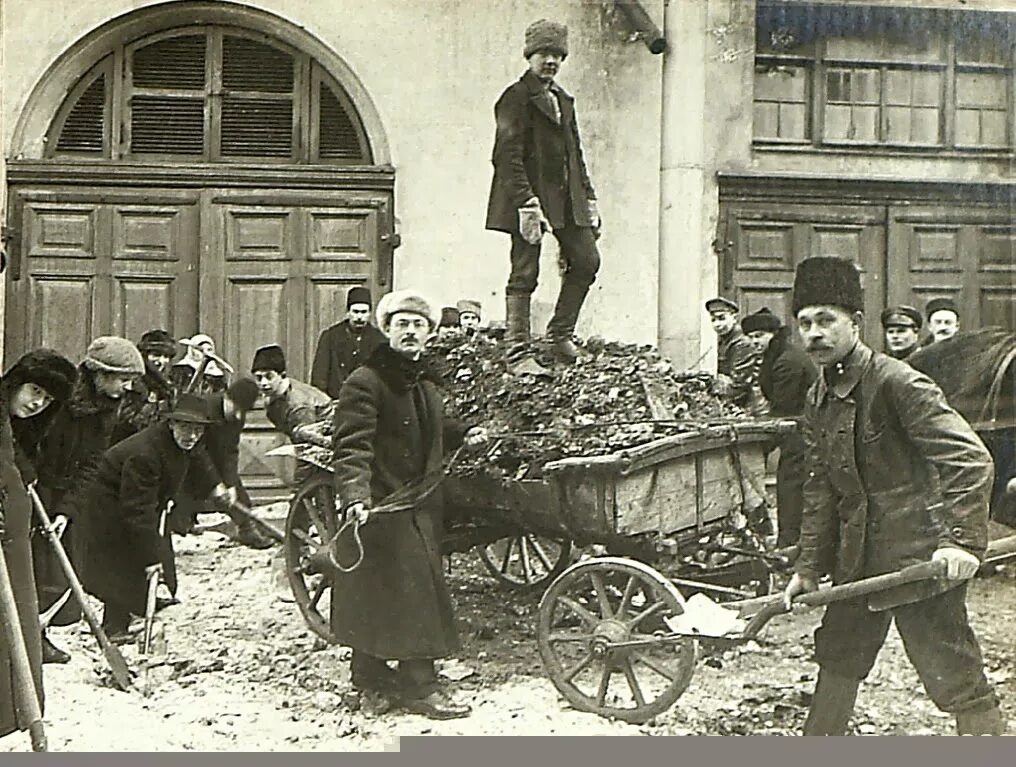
[752,7,1015,155]
[46,25,370,166]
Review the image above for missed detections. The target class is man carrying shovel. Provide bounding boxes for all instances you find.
[76,393,218,640]
[783,256,1005,736]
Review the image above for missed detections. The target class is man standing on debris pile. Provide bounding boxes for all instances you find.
[76,393,219,640]
[311,286,385,399]
[331,289,488,720]
[33,336,145,664]
[485,19,601,362]
[706,297,758,409]
[880,305,923,361]
[783,256,1005,736]
[747,308,818,548]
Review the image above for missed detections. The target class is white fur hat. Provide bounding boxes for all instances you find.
[375,290,440,330]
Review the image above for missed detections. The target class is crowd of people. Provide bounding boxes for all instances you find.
[1,17,1010,743]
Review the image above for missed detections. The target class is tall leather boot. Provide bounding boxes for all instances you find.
[505,295,531,342]
[546,281,590,363]
[802,670,861,736]
[956,706,1007,735]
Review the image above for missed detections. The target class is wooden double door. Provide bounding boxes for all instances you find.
[719,199,1015,346]
[4,182,394,500]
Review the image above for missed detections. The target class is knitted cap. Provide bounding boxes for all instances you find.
[881,305,923,330]
[524,19,568,58]
[251,345,287,374]
[138,329,177,356]
[376,290,440,330]
[456,300,482,318]
[741,307,782,334]
[82,336,145,375]
[791,257,864,316]
[226,377,259,411]
[3,348,78,405]
[347,286,372,309]
[925,297,959,320]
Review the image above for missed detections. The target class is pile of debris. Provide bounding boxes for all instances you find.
[425,332,746,479]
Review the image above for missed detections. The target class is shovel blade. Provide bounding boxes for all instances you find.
[664,593,747,638]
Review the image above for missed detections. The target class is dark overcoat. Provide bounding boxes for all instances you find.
[330,343,465,660]
[311,320,385,399]
[112,362,177,444]
[796,343,994,610]
[32,368,121,624]
[485,70,596,234]
[77,423,216,614]
[0,393,44,737]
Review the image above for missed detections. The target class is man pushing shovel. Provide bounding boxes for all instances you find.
[782,257,1005,736]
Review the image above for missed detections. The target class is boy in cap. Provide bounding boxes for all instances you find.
[332,289,488,719]
[252,345,332,448]
[311,286,386,399]
[784,256,1004,736]
[705,297,758,408]
[456,300,483,334]
[76,393,220,639]
[33,336,145,662]
[880,305,923,361]
[925,297,961,344]
[485,19,602,362]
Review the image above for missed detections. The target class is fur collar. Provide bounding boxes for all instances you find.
[365,343,439,394]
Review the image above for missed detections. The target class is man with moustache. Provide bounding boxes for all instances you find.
[331,290,488,719]
[925,297,961,345]
[312,286,386,399]
[33,336,145,663]
[485,19,601,361]
[880,305,923,361]
[783,256,1005,736]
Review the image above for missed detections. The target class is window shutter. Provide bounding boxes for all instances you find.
[131,96,206,154]
[319,82,367,161]
[133,35,207,89]
[222,36,294,92]
[129,35,207,155]
[55,75,106,153]
[220,36,295,158]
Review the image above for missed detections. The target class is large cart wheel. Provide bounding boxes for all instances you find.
[285,474,339,644]
[537,557,697,724]
[478,534,573,590]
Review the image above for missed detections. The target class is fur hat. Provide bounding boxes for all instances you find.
[741,307,782,334]
[440,307,461,328]
[168,392,213,424]
[347,286,372,309]
[456,300,482,318]
[705,296,739,315]
[524,19,568,58]
[791,257,863,316]
[226,378,259,412]
[376,290,440,331]
[138,329,177,357]
[82,336,145,375]
[925,297,959,320]
[251,345,287,374]
[3,348,78,404]
[881,305,923,330]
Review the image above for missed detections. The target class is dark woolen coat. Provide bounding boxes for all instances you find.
[330,343,466,660]
[0,388,44,737]
[311,320,386,399]
[111,361,177,444]
[485,70,596,234]
[32,367,122,625]
[77,423,216,614]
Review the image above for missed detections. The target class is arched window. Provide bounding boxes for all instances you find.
[45,26,372,164]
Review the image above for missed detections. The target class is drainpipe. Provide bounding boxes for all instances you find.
[615,1,668,54]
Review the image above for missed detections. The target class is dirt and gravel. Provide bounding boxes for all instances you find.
[3,505,1014,752]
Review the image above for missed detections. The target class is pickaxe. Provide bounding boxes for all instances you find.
[178,339,235,394]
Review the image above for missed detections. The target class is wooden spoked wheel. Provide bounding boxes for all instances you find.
[537,557,697,724]
[478,534,573,590]
[285,474,339,644]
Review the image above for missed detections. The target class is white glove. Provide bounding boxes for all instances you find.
[346,501,370,525]
[587,199,601,233]
[145,562,164,578]
[519,198,551,245]
[932,546,980,580]
[212,483,238,507]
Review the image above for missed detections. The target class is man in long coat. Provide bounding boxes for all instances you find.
[331,290,487,720]
[311,286,385,399]
[1,349,76,741]
[783,257,1004,736]
[485,19,601,361]
[77,394,217,638]
[33,336,145,663]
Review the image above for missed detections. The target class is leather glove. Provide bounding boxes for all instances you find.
[782,571,819,611]
[932,546,980,580]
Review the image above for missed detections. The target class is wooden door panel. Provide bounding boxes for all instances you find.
[223,278,291,379]
[223,208,295,261]
[27,205,99,258]
[30,275,98,356]
[112,277,178,343]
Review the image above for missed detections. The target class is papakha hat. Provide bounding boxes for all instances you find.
[791,257,863,316]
